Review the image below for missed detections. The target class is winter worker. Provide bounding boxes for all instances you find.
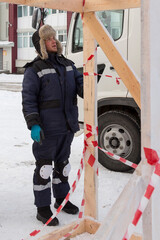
[22,24,83,226]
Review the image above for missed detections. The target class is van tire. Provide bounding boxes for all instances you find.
[98,111,141,172]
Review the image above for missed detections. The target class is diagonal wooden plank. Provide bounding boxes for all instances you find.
[0,0,140,12]
[83,12,141,108]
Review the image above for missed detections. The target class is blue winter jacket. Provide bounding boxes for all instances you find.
[22,53,83,136]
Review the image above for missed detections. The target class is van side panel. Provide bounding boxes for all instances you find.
[128,8,141,79]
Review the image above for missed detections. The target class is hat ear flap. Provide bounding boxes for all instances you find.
[39,38,48,60]
[56,39,63,55]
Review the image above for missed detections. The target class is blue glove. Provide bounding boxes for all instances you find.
[31,125,45,144]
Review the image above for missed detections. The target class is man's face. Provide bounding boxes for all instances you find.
[45,36,57,53]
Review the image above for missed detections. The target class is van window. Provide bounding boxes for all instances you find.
[72,10,124,53]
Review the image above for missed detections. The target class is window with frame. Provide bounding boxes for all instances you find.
[18,6,22,17]
[29,7,34,16]
[47,9,57,14]
[18,5,35,17]
[57,30,67,43]
[18,32,34,48]
[59,10,65,13]
[72,10,124,53]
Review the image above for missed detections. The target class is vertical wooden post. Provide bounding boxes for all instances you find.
[141,0,160,239]
[83,13,98,219]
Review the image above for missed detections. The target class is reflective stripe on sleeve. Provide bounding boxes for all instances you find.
[66,66,73,72]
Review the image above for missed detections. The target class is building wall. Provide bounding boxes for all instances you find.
[0,3,13,73]
[2,47,12,72]
[0,3,9,41]
[9,4,17,73]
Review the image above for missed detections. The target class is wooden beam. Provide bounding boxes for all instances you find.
[83,13,98,219]
[141,0,152,239]
[83,12,141,108]
[0,0,140,12]
[85,218,100,234]
[141,0,160,239]
[0,0,83,12]
[37,220,84,240]
[83,0,141,12]
[130,234,142,240]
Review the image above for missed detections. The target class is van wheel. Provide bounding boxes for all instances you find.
[98,111,141,172]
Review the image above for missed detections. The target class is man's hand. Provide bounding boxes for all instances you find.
[31,125,45,144]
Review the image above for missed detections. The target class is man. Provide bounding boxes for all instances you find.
[22,25,83,226]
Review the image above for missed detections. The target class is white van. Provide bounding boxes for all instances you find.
[66,9,141,172]
[32,8,141,172]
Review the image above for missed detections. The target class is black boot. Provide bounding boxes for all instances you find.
[54,198,79,214]
[37,206,59,226]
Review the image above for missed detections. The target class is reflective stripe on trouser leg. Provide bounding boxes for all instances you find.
[52,180,70,199]
[32,139,55,207]
[33,173,52,207]
[52,132,74,199]
[33,158,53,207]
[52,166,70,199]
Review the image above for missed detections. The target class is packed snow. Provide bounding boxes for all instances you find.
[0,73,133,240]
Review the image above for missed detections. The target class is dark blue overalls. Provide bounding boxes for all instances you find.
[22,53,83,207]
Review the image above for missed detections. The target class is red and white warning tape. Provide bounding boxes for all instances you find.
[81,0,86,19]
[98,146,138,169]
[83,48,97,67]
[23,121,140,239]
[83,72,121,85]
[122,147,160,240]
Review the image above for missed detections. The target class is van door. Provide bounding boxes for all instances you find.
[66,10,129,121]
[66,10,129,79]
[66,10,141,172]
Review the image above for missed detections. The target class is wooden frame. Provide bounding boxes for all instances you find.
[37,218,101,240]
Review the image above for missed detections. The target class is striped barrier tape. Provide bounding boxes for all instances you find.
[81,0,86,19]
[122,147,160,240]
[58,125,100,239]
[83,72,121,85]
[83,48,97,67]
[98,146,138,169]
[23,121,138,239]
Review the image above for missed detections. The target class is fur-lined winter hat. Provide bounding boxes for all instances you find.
[32,24,63,59]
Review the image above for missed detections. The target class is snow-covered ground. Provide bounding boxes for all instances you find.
[0,74,132,240]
